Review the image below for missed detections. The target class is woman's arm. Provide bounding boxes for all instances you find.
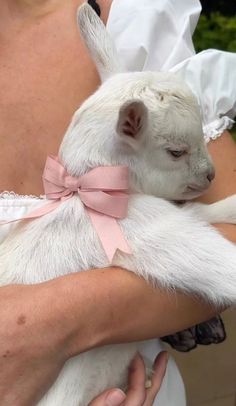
[0,267,218,404]
[55,269,220,357]
[196,130,236,243]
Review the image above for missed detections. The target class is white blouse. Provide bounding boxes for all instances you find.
[108,0,236,142]
[1,0,235,404]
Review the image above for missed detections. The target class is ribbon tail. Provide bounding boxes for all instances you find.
[0,200,62,225]
[23,200,63,220]
[87,209,132,262]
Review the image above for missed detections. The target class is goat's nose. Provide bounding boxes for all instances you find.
[207,169,215,182]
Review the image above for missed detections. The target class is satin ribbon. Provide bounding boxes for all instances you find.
[0,156,132,262]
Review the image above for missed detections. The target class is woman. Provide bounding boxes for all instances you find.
[0,0,235,404]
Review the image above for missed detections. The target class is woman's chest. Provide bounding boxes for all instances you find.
[0,1,99,195]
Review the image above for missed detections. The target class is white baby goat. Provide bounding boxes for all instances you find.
[0,4,236,405]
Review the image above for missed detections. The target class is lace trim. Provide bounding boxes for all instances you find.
[203,116,235,143]
[0,191,42,200]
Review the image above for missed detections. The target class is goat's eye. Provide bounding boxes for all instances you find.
[168,150,186,158]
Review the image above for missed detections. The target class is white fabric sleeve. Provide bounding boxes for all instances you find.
[171,50,236,142]
[107,0,201,71]
[108,0,236,142]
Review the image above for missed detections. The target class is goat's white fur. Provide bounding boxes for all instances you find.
[0,4,236,405]
[77,3,124,81]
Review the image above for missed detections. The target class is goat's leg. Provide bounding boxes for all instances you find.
[116,203,236,308]
[184,194,236,224]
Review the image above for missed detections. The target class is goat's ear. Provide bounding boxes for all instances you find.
[116,100,148,145]
[77,3,123,82]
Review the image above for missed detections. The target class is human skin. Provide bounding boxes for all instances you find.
[196,131,236,243]
[88,352,169,406]
[0,0,235,404]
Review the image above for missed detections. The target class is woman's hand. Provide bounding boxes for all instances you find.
[89,352,168,406]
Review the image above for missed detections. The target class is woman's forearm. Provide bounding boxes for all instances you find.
[49,268,219,358]
[196,130,236,243]
[0,279,168,405]
[213,223,236,244]
[202,132,236,246]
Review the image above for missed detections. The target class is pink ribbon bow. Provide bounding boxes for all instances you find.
[1,156,132,262]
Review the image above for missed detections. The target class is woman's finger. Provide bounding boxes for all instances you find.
[123,353,147,406]
[89,351,168,406]
[88,388,126,406]
[88,354,147,406]
[145,351,168,405]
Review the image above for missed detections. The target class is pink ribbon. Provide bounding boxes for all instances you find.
[0,156,132,262]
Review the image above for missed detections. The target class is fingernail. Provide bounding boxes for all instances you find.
[105,389,126,406]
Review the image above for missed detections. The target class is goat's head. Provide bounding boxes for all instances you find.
[60,3,215,201]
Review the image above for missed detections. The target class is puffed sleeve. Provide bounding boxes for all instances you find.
[171,50,236,142]
[108,0,236,142]
[107,0,200,71]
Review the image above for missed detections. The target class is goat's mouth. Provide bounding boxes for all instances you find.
[186,183,209,193]
[181,184,209,199]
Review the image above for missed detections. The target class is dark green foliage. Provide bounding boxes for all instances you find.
[193,13,236,53]
[193,4,236,135]
[200,0,236,17]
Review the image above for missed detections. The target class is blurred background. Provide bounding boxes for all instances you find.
[168,2,236,405]
[193,0,236,143]
[193,0,236,54]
